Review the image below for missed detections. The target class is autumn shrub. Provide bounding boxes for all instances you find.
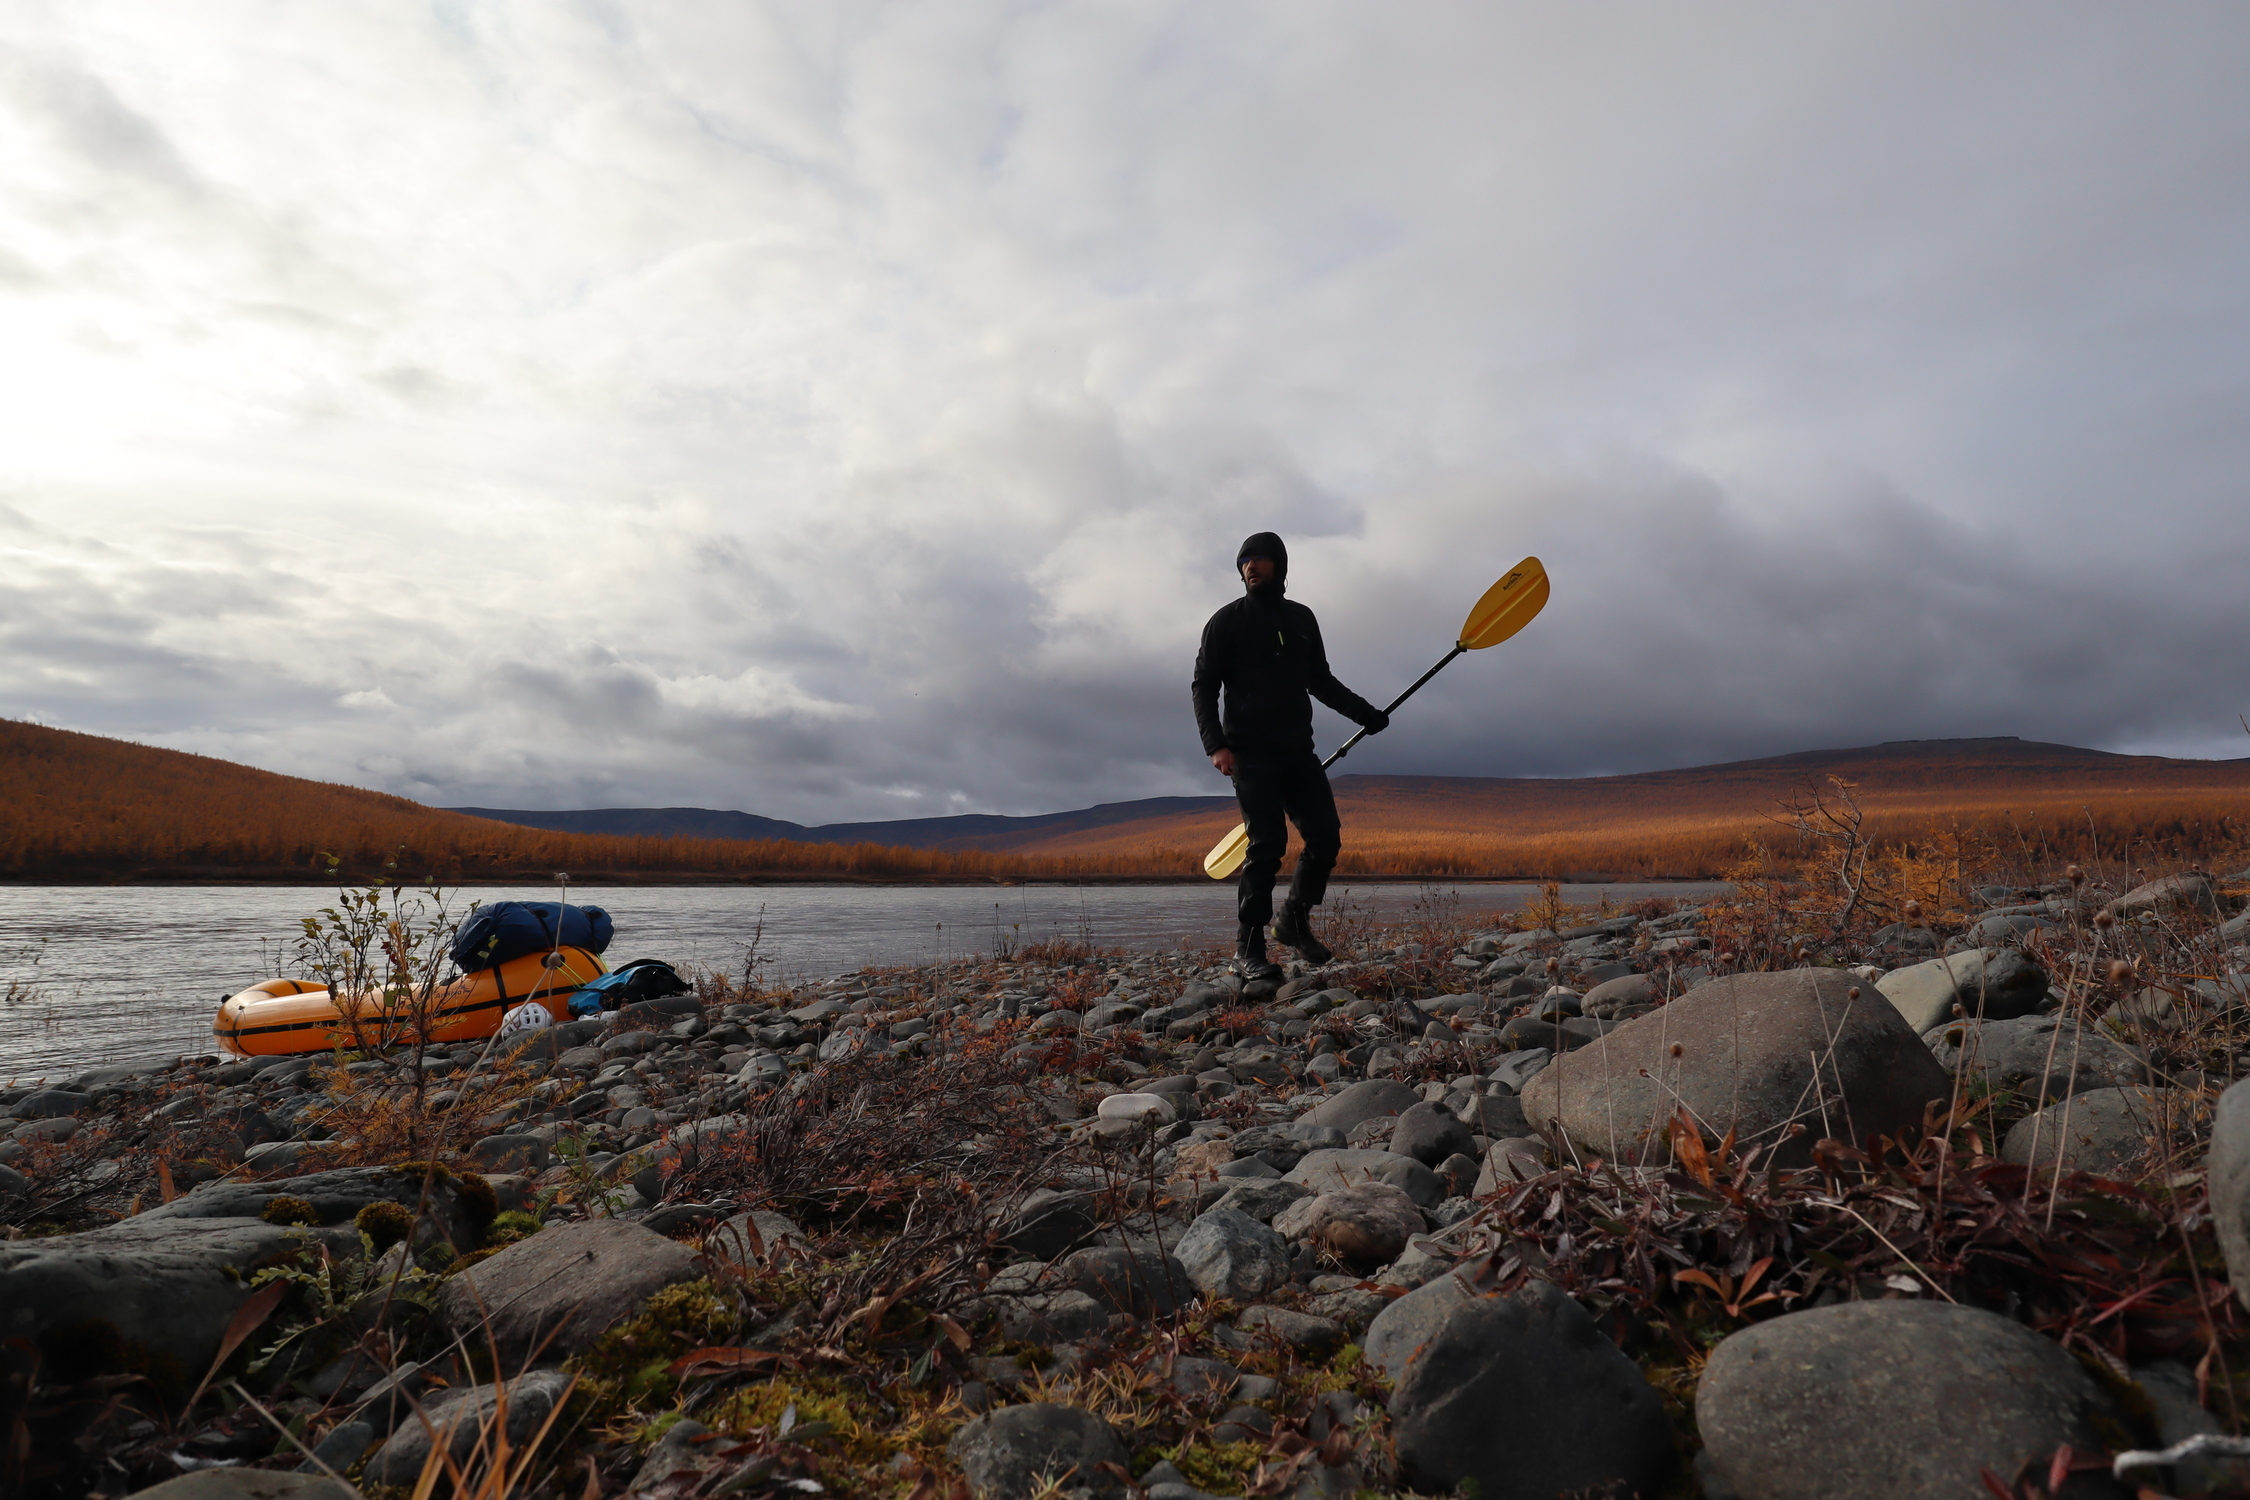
[1451,1108,2239,1399]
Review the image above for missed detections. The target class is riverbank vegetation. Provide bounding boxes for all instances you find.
[0,720,1068,882]
[6,718,2249,884]
[5,837,2250,1498]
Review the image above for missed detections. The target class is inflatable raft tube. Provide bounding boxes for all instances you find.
[214,945,607,1058]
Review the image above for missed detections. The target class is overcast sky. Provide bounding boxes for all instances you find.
[3,3,2247,823]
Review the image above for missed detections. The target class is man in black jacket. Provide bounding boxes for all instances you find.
[1193,532,1388,981]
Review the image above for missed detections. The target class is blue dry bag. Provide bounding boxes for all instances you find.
[451,900,615,973]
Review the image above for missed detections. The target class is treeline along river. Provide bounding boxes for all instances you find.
[0,880,1722,1079]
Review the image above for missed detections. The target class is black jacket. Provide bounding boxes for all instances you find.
[1193,593,1382,757]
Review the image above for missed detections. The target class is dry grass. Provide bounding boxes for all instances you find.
[1009,789,2250,881]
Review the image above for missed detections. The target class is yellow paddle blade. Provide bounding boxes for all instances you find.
[1458,556,1550,650]
[1203,821,1251,880]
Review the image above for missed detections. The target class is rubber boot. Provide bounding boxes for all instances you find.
[1231,923,1284,984]
[1271,899,1333,966]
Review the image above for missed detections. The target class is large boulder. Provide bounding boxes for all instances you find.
[1272,1183,1423,1268]
[996,1290,1110,1345]
[438,1219,699,1367]
[1363,1270,1476,1378]
[1488,1049,1552,1092]
[1236,1305,1346,1357]
[8,1089,92,1120]
[1174,1208,1292,1301]
[1876,948,2048,1032]
[362,1370,574,1486]
[1296,1079,1420,1134]
[0,1215,358,1394]
[2131,1360,2248,1497]
[2001,1087,2201,1181]
[1388,1280,1672,1500]
[2209,1078,2250,1312]
[996,1188,1098,1260]
[1926,1015,2148,1100]
[706,1208,807,1261]
[1472,1138,1550,1194]
[1054,1246,1194,1319]
[125,1475,356,1500]
[1958,912,2059,948]
[1285,1148,1443,1207]
[467,1134,549,1174]
[1457,1091,1530,1138]
[1205,1178,1312,1224]
[948,1403,1128,1500]
[1389,1102,1475,1166]
[139,1164,488,1251]
[1696,1302,2130,1499]
[1580,972,1660,1018]
[2108,873,2222,919]
[1521,968,1950,1166]
[629,1418,723,1493]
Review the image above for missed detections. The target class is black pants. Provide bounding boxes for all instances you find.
[1231,748,1341,929]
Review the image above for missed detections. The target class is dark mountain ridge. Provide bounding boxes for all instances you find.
[445,796,1237,852]
[451,736,2250,854]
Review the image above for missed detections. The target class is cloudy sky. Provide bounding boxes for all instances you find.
[3,3,2247,823]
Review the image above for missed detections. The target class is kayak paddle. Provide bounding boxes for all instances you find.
[1200,556,1551,880]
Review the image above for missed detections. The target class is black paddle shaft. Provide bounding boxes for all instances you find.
[1319,645,1464,770]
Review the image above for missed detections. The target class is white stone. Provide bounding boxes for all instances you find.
[1096,1091,1177,1123]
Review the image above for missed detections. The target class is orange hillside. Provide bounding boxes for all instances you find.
[4,720,2247,881]
[0,719,1048,881]
[968,738,2250,878]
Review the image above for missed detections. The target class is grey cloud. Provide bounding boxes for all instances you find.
[0,47,204,199]
[1320,463,2250,781]
[0,3,2245,822]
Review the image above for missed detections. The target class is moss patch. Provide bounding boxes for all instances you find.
[1140,1440,1271,1496]
[486,1209,543,1247]
[701,1374,970,1475]
[355,1199,415,1250]
[574,1279,743,1410]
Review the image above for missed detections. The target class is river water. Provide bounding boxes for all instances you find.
[0,880,1723,1081]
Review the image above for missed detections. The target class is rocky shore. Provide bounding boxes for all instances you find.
[6,870,2250,1499]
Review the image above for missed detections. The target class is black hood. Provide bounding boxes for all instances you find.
[1236,531,1288,597]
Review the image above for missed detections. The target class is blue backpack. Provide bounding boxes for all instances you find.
[451,900,615,973]
[567,958,691,1017]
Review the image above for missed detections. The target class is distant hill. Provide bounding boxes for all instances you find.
[447,797,1236,851]
[0,720,1041,882]
[9,720,2249,882]
[447,806,815,843]
[996,736,2250,877]
[456,736,2250,879]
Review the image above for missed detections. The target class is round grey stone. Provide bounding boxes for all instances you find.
[1295,1078,1420,1134]
[1696,1301,2128,1500]
[2001,1086,2198,1181]
[2208,1077,2250,1311]
[1389,1280,1672,1500]
[125,1474,356,1500]
[1389,1101,1474,1167]
[948,1403,1128,1500]
[1175,1208,1292,1301]
[1523,967,1950,1167]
